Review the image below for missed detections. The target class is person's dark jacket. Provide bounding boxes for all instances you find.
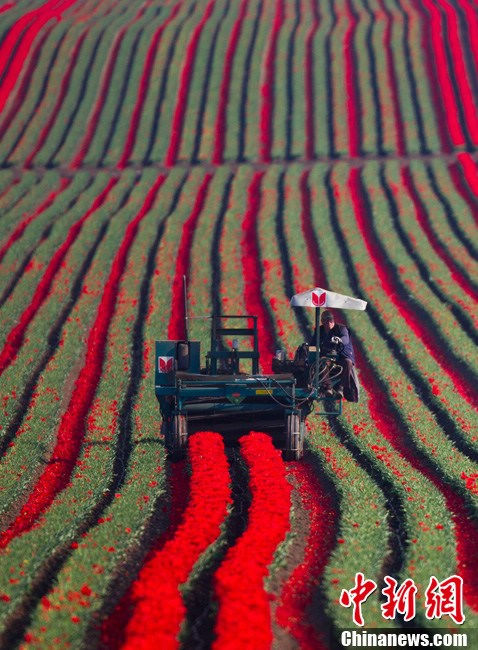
[311,323,355,363]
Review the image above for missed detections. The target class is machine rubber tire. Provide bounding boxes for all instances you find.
[283,413,304,461]
[165,413,188,460]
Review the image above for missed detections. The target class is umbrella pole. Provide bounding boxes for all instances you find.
[315,307,320,389]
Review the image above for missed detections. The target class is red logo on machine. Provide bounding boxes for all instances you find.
[158,356,174,372]
[311,290,326,307]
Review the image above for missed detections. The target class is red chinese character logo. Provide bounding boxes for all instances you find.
[381,576,417,621]
[339,572,377,626]
[425,575,465,624]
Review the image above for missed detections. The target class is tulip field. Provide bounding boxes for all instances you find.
[0,0,477,647]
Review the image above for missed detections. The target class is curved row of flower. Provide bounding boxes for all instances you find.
[0,173,138,525]
[109,432,231,649]
[15,171,196,647]
[217,168,396,633]
[0,173,165,547]
[275,463,335,650]
[4,0,478,168]
[212,432,290,648]
[250,166,478,629]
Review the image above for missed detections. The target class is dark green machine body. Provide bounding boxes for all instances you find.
[154,313,342,460]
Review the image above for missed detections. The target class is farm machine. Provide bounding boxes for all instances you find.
[155,286,367,460]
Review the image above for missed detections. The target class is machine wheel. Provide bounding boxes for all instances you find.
[165,413,188,460]
[283,413,304,461]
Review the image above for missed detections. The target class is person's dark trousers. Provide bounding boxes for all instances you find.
[319,357,343,392]
[339,357,357,401]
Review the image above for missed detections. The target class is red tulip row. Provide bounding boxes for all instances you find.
[0,174,164,548]
[0,0,78,115]
[0,18,58,146]
[168,172,213,340]
[0,177,117,377]
[211,0,249,165]
[70,2,153,170]
[3,0,478,170]
[258,0,284,162]
[356,346,478,611]
[304,0,320,159]
[112,432,231,650]
[241,171,276,373]
[12,173,187,646]
[392,165,478,320]
[229,169,397,631]
[0,3,13,16]
[117,1,184,169]
[276,463,335,650]
[100,461,190,649]
[0,177,71,265]
[249,166,478,625]
[348,167,477,410]
[213,432,291,649]
[417,0,478,148]
[165,0,216,167]
[377,0,406,155]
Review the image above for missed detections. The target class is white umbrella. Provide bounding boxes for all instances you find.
[290,287,367,311]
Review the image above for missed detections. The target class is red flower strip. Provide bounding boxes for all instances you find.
[212,0,249,164]
[343,0,360,157]
[452,0,478,86]
[117,1,184,169]
[455,153,478,214]
[101,460,190,649]
[0,177,19,203]
[304,0,320,160]
[0,20,56,143]
[0,0,78,115]
[401,167,478,301]
[0,177,71,264]
[404,0,450,151]
[299,169,324,287]
[356,346,478,612]
[70,2,152,169]
[276,464,335,650]
[121,432,231,649]
[0,177,118,378]
[0,1,54,80]
[23,27,89,168]
[347,167,478,410]
[241,172,276,373]
[259,0,284,162]
[429,0,478,147]
[300,168,478,611]
[168,173,213,340]
[448,159,478,230]
[213,432,291,649]
[164,0,216,167]
[410,0,464,148]
[0,3,13,15]
[376,0,406,155]
[0,174,166,547]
